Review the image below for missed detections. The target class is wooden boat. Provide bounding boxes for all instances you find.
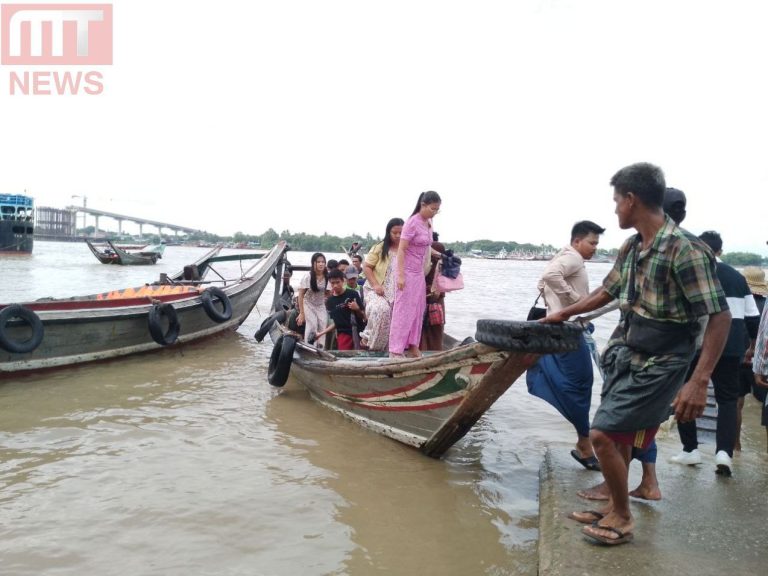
[259,265,582,458]
[85,239,166,265]
[0,242,289,375]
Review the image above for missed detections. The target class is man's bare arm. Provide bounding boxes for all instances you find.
[672,309,732,422]
[543,287,614,323]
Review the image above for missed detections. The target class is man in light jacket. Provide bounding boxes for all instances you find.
[527,220,605,471]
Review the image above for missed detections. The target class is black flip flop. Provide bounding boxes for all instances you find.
[570,449,601,471]
[582,523,634,546]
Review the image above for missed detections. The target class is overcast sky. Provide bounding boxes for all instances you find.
[2,0,767,253]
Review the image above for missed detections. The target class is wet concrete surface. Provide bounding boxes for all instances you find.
[538,396,768,576]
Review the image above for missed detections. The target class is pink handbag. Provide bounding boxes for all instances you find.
[434,272,464,293]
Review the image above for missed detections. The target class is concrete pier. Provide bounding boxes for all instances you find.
[538,396,767,576]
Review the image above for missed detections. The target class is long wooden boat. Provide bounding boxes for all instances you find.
[85,239,166,265]
[260,268,582,458]
[0,242,289,375]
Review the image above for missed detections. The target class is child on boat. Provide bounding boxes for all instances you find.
[315,269,366,351]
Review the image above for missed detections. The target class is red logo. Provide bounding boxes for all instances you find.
[1,3,112,65]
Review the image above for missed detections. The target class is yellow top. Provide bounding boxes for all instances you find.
[364,242,391,285]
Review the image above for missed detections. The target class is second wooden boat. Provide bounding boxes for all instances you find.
[0,242,289,375]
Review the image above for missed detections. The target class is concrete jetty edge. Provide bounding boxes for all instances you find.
[537,399,768,576]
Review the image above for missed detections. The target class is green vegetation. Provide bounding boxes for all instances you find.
[77,227,767,264]
[443,239,557,255]
[721,252,765,266]
[229,229,375,252]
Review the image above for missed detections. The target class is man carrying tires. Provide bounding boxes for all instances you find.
[546,162,731,546]
[526,220,605,472]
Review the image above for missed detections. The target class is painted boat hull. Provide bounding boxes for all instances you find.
[268,319,581,458]
[0,242,288,374]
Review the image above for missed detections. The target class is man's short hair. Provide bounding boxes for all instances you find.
[338,259,350,267]
[327,259,339,270]
[571,220,605,242]
[328,268,345,281]
[663,187,687,225]
[699,231,723,254]
[610,162,666,209]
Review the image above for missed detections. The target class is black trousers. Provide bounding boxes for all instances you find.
[677,355,741,457]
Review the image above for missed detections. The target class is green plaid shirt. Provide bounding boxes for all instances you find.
[603,216,728,323]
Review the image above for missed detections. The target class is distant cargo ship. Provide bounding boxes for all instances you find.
[0,194,34,253]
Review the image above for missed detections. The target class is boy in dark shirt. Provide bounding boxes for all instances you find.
[316,269,366,350]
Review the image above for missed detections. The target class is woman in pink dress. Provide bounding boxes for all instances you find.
[389,191,442,358]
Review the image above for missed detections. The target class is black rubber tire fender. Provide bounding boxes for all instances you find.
[254,310,287,342]
[267,334,296,387]
[148,303,181,346]
[0,304,44,354]
[201,286,232,323]
[474,319,582,354]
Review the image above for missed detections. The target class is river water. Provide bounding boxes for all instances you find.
[0,241,620,576]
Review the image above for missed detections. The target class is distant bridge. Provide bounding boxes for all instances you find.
[65,205,204,236]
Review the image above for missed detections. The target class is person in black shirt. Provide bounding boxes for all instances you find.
[315,269,366,350]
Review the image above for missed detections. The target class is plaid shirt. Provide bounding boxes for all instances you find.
[603,216,728,323]
[753,304,768,375]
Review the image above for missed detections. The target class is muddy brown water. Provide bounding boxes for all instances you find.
[1,242,619,575]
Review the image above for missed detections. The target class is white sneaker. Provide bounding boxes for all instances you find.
[715,451,733,476]
[669,449,702,466]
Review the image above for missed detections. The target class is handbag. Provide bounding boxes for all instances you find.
[625,312,698,355]
[427,302,445,326]
[440,250,462,279]
[527,291,546,321]
[435,272,464,292]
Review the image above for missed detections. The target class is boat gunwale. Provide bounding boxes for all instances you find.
[3,242,287,314]
[272,322,506,377]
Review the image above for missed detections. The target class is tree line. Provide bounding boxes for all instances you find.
[83,226,767,265]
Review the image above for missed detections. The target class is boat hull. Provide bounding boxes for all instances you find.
[85,239,160,265]
[267,320,575,457]
[0,243,288,374]
[0,219,33,253]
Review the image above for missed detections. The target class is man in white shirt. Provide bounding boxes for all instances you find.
[527,220,605,470]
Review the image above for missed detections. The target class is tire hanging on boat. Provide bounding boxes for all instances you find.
[254,309,287,342]
[201,286,232,323]
[148,303,181,346]
[267,334,296,387]
[474,319,582,354]
[0,304,44,354]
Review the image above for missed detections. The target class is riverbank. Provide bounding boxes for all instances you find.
[538,395,767,576]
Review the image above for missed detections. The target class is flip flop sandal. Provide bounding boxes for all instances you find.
[567,510,605,524]
[582,523,634,546]
[570,449,601,471]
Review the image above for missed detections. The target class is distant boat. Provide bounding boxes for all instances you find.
[0,242,289,375]
[86,239,166,265]
[0,193,34,254]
